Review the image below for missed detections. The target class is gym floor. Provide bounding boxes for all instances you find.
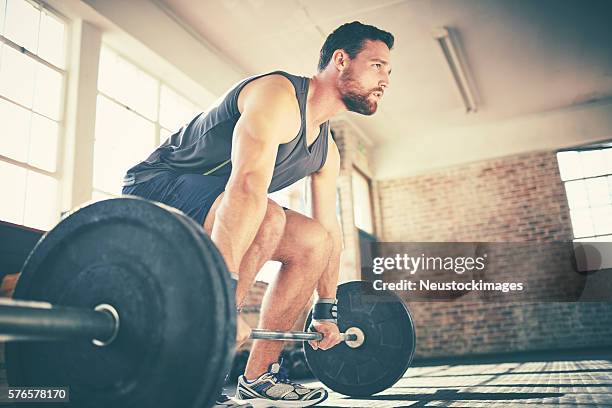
[223,348,612,407]
[0,351,610,407]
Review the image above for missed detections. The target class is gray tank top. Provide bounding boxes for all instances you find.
[123,71,329,193]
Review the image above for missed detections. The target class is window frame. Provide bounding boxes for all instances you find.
[351,166,375,236]
[0,0,69,230]
[557,140,612,241]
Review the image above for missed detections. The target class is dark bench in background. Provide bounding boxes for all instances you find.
[0,220,44,297]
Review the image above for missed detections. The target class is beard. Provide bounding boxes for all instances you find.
[338,68,380,116]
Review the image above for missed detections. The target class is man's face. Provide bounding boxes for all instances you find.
[337,40,392,115]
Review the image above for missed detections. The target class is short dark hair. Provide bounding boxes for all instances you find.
[317,21,394,72]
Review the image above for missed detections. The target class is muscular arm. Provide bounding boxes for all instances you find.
[211,78,299,274]
[310,137,343,299]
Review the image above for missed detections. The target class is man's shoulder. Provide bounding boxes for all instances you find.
[237,71,302,117]
[245,71,299,96]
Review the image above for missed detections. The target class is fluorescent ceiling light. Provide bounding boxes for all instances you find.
[432,27,478,113]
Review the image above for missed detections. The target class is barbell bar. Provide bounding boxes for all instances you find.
[0,297,360,345]
[0,298,118,345]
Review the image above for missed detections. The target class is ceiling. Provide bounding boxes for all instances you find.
[154,0,612,177]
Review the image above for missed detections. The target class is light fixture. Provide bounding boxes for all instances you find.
[432,26,478,113]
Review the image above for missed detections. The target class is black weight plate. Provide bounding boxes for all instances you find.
[6,197,235,408]
[169,201,238,391]
[303,281,416,397]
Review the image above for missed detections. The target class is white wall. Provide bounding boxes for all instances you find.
[374,99,612,180]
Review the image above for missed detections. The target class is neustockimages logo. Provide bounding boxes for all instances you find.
[372,253,487,275]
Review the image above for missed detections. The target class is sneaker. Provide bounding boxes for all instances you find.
[213,393,253,407]
[235,362,328,407]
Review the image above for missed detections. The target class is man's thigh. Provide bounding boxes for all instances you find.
[203,192,225,234]
[203,193,285,236]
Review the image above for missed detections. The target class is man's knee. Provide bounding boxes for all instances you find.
[291,219,332,264]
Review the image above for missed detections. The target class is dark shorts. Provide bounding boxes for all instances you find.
[122,172,227,225]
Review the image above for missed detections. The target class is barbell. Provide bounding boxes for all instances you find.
[0,299,361,345]
[1,197,416,407]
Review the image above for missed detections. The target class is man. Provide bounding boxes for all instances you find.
[122,21,393,408]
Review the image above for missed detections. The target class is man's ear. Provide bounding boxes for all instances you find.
[331,49,349,72]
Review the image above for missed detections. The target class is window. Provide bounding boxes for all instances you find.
[352,168,374,234]
[557,145,612,242]
[0,0,66,230]
[93,46,201,197]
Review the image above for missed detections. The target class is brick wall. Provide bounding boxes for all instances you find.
[376,151,612,358]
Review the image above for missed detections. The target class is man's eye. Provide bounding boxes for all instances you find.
[374,64,382,68]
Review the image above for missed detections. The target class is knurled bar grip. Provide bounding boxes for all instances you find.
[250,328,357,342]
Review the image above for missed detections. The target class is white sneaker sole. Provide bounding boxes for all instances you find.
[235,393,327,408]
[213,396,255,408]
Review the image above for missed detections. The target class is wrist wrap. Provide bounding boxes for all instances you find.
[312,298,338,322]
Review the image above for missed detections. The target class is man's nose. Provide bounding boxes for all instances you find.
[380,74,390,89]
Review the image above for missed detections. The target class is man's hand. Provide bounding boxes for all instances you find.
[308,320,342,350]
[236,314,251,349]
